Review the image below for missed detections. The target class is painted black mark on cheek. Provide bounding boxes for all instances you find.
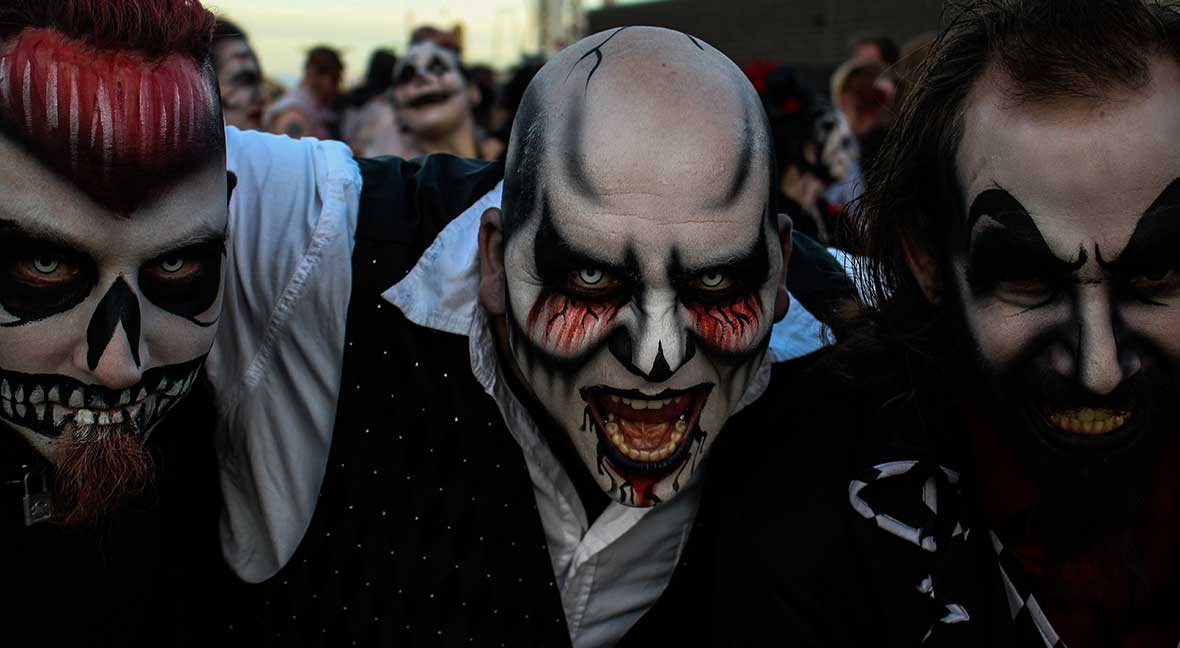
[685,33,704,50]
[565,26,629,89]
[86,277,141,371]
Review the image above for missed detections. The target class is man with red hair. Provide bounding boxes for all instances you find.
[0,1,240,644]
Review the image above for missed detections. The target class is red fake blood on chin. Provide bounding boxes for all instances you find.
[525,292,625,356]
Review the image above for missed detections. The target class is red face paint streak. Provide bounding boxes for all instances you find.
[686,293,764,354]
[0,29,220,214]
[525,292,625,357]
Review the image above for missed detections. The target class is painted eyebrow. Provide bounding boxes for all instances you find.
[964,189,1085,287]
[1097,177,1180,274]
[533,203,639,281]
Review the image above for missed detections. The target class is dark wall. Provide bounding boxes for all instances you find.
[587,0,941,91]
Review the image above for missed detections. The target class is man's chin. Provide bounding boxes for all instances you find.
[51,421,154,527]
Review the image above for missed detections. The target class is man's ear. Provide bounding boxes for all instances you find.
[478,207,507,315]
[902,235,942,304]
[773,213,793,323]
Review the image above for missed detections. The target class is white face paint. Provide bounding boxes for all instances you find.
[0,132,227,459]
[391,41,474,139]
[951,57,1180,449]
[214,37,264,131]
[500,65,781,505]
[818,109,855,184]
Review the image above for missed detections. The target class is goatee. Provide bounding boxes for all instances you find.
[51,421,154,527]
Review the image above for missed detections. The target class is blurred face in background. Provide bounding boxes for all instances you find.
[213,36,264,130]
[392,41,478,139]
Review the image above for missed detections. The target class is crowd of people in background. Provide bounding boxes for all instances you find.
[210,18,930,253]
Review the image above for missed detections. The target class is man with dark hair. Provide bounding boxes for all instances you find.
[264,45,343,139]
[716,1,1180,646]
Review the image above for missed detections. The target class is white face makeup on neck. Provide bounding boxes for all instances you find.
[392,41,475,139]
[950,56,1180,452]
[0,132,227,460]
[214,37,264,131]
[498,41,785,506]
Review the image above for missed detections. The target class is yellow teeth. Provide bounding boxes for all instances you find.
[610,435,683,463]
[1049,408,1130,436]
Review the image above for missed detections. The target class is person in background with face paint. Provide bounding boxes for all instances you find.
[388,36,495,160]
[214,26,849,647]
[0,0,246,644]
[714,1,1180,646]
[756,64,856,248]
[211,19,265,131]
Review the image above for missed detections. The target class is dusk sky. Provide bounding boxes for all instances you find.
[208,0,624,86]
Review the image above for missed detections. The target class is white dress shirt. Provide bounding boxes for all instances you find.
[212,129,829,645]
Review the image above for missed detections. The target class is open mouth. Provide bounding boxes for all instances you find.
[404,89,456,109]
[1046,407,1132,436]
[0,357,205,439]
[582,383,713,476]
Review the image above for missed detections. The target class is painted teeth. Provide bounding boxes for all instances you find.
[52,405,68,426]
[1,380,9,400]
[76,409,95,425]
[14,385,23,404]
[118,390,131,406]
[47,386,59,404]
[69,389,84,408]
[89,392,107,408]
[15,403,26,418]
[29,386,44,405]
[34,403,45,421]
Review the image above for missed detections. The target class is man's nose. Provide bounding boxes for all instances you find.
[79,277,144,391]
[1069,287,1129,395]
[610,295,695,383]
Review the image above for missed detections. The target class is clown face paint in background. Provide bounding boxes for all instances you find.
[0,28,227,521]
[392,41,476,140]
[500,28,784,506]
[949,57,1180,460]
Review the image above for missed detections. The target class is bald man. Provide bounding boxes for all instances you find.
[216,27,845,646]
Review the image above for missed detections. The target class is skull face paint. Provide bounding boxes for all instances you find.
[949,57,1180,458]
[0,23,227,522]
[498,28,782,506]
[392,41,474,140]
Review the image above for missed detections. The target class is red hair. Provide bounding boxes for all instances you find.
[0,0,220,215]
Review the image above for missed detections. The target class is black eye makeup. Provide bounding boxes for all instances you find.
[673,232,770,306]
[137,237,226,325]
[964,189,1085,308]
[0,223,97,326]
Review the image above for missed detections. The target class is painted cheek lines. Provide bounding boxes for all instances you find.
[685,293,763,354]
[525,291,626,357]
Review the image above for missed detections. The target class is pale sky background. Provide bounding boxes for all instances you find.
[208,0,640,87]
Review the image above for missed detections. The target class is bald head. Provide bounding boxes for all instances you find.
[502,26,774,238]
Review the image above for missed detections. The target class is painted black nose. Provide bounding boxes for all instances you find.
[608,330,695,383]
[86,277,141,371]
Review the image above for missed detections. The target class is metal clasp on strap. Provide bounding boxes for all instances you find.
[23,470,53,526]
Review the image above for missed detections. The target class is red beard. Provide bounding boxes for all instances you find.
[51,422,154,527]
